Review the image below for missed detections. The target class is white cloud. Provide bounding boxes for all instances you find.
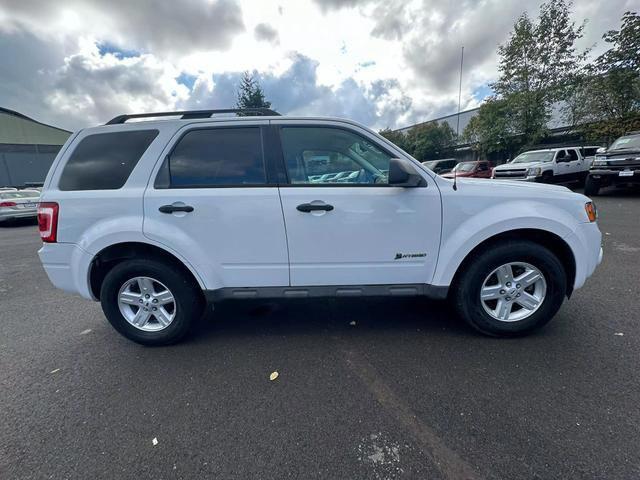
[0,0,634,132]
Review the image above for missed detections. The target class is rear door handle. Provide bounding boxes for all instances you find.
[296,202,334,213]
[159,204,194,214]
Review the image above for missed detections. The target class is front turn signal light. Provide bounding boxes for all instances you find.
[585,202,597,222]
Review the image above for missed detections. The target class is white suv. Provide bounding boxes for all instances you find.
[37,109,602,345]
[492,147,599,183]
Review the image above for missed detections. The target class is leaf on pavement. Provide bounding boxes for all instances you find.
[269,371,279,381]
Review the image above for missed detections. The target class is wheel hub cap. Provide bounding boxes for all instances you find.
[117,276,176,332]
[480,262,547,322]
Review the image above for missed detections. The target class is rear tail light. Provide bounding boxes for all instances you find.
[0,201,17,207]
[37,202,59,242]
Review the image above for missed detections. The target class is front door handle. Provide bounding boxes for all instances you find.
[296,202,334,213]
[159,204,194,214]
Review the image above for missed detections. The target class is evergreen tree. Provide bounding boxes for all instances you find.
[235,71,272,113]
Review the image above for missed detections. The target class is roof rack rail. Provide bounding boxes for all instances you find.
[105,108,281,125]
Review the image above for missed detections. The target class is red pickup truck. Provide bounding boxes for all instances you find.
[441,161,493,179]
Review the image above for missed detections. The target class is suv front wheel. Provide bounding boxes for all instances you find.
[453,241,567,336]
[100,259,203,345]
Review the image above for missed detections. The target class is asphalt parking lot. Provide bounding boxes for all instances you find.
[1,189,639,480]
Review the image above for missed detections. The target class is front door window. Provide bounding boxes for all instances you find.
[280,127,391,185]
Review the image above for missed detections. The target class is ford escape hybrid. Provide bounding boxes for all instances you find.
[37,109,603,345]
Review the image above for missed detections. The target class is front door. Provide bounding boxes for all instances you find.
[143,122,289,289]
[273,122,442,286]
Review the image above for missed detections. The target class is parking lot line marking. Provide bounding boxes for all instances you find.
[339,344,481,480]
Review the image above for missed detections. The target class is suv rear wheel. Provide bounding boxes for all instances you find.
[100,259,203,345]
[453,241,566,337]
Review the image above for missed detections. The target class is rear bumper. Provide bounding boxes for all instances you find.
[38,243,95,300]
[0,209,37,220]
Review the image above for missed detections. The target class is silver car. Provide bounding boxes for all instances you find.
[0,190,40,223]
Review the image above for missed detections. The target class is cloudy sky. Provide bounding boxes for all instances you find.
[0,0,635,132]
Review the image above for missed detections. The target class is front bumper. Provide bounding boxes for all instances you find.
[38,242,95,300]
[563,222,603,291]
[589,169,640,182]
[492,175,539,182]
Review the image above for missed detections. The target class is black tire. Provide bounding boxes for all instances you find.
[540,171,554,183]
[453,241,567,337]
[100,259,204,345]
[584,176,601,196]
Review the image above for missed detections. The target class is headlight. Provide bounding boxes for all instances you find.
[527,167,542,176]
[592,159,607,167]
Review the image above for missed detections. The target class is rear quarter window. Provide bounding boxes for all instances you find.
[58,130,158,191]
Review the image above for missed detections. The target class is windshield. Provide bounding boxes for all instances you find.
[454,162,475,172]
[511,151,555,164]
[610,136,640,151]
[423,161,437,169]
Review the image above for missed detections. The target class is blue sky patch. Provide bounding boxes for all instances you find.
[97,42,139,59]
[473,84,493,101]
[177,73,197,90]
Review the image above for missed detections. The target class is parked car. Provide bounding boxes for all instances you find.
[0,190,40,223]
[441,161,493,179]
[492,147,595,184]
[422,158,457,175]
[585,132,640,195]
[37,109,602,345]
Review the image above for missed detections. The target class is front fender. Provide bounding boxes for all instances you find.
[431,200,580,287]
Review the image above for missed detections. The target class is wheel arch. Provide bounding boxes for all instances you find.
[449,229,576,298]
[89,241,205,300]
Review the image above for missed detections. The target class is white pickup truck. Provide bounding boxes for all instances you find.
[37,109,602,345]
[492,147,600,184]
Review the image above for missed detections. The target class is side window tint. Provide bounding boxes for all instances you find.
[167,128,265,188]
[568,149,579,161]
[59,130,158,191]
[280,127,391,185]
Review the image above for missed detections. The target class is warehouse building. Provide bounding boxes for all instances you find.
[0,107,71,187]
[395,103,589,164]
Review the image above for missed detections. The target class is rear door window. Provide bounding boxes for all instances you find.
[161,127,266,188]
[59,130,158,191]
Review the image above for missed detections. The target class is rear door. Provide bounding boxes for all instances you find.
[554,150,572,179]
[143,121,289,289]
[273,121,442,287]
[566,148,582,177]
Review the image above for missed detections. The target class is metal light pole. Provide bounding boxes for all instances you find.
[456,46,465,139]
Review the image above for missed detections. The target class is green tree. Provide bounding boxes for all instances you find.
[476,0,588,150]
[235,71,272,112]
[405,121,456,161]
[379,128,411,152]
[568,11,640,141]
[463,98,519,156]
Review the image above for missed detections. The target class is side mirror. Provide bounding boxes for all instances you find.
[388,158,427,187]
[596,147,606,154]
